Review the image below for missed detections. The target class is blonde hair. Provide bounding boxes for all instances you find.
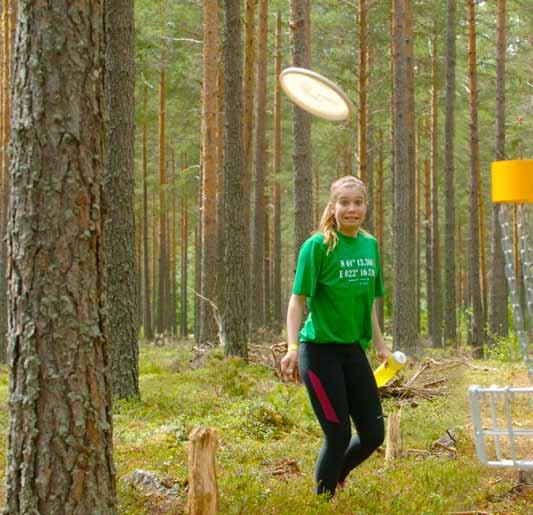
[318,175,367,254]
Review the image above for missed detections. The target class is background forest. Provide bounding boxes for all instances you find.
[134,0,532,355]
[0,0,531,514]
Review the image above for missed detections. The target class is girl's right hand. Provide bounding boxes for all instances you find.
[280,350,298,382]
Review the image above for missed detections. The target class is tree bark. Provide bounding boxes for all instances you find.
[200,0,220,345]
[467,0,485,356]
[443,0,457,345]
[157,44,168,336]
[489,0,508,341]
[222,0,249,358]
[180,155,189,338]
[272,11,283,335]
[251,0,269,334]
[392,0,417,354]
[105,0,139,399]
[5,1,116,511]
[290,0,313,263]
[142,85,154,341]
[430,35,442,348]
[358,0,368,184]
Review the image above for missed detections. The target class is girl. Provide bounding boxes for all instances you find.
[280,175,390,496]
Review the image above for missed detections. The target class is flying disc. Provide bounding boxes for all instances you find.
[279,67,353,122]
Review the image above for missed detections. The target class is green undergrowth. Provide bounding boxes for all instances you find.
[0,346,530,513]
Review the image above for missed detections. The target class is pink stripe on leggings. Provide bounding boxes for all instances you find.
[307,369,340,423]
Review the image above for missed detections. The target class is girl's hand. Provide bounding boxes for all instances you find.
[376,346,392,362]
[280,350,299,382]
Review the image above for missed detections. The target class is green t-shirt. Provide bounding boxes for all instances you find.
[292,230,384,350]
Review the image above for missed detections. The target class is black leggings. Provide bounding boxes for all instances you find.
[299,342,385,496]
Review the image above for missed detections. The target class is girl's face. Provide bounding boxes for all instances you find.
[329,185,367,236]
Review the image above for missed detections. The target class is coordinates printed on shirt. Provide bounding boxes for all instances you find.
[339,258,376,285]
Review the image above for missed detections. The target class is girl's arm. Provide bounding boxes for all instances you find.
[280,294,306,380]
[372,302,391,361]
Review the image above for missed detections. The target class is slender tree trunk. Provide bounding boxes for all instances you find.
[216,56,225,325]
[157,45,168,335]
[200,0,219,345]
[105,0,139,399]
[5,1,116,511]
[425,156,433,336]
[358,0,368,183]
[290,0,313,262]
[392,0,417,354]
[223,0,249,358]
[142,85,154,341]
[444,0,457,345]
[272,11,282,334]
[489,0,508,341]
[251,0,268,333]
[180,156,189,338]
[415,121,421,334]
[242,0,255,339]
[467,0,485,356]
[151,189,158,331]
[170,150,177,336]
[376,128,385,329]
[430,35,442,348]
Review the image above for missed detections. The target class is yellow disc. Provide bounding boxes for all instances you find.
[491,160,533,203]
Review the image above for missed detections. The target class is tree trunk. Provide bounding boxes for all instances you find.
[467,0,485,356]
[489,0,508,341]
[170,150,177,336]
[425,156,433,337]
[157,45,168,336]
[392,0,417,355]
[180,155,189,338]
[200,0,219,345]
[430,35,442,348]
[5,1,116,511]
[105,0,139,399]
[358,0,367,184]
[251,0,269,334]
[0,0,12,364]
[223,0,249,358]
[272,11,282,335]
[290,0,313,263]
[376,129,385,329]
[142,85,154,341]
[216,56,225,327]
[443,0,457,345]
[241,0,255,340]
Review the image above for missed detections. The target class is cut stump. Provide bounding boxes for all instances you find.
[188,426,219,515]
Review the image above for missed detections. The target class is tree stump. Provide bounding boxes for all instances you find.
[188,426,219,515]
[385,408,403,460]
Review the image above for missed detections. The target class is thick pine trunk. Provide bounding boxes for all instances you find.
[223,0,249,358]
[467,0,485,356]
[0,0,12,363]
[200,0,219,345]
[392,0,417,354]
[290,0,313,262]
[5,1,116,511]
[444,0,457,345]
[105,0,139,399]
[489,0,508,341]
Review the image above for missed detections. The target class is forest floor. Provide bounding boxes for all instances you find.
[0,339,531,514]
